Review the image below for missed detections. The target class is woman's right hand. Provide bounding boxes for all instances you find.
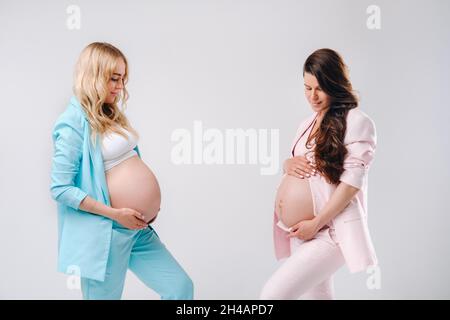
[114,208,148,230]
[283,156,316,179]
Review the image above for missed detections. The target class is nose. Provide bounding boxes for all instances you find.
[116,79,124,90]
[310,89,318,101]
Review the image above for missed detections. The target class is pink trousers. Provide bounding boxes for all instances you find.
[260,227,345,300]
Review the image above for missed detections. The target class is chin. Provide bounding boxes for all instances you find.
[310,105,321,112]
[310,104,328,114]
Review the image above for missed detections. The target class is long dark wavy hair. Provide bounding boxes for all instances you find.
[303,48,358,184]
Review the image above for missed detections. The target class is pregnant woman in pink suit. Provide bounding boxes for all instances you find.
[260,48,378,300]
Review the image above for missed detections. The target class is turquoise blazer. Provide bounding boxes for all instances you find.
[50,96,142,281]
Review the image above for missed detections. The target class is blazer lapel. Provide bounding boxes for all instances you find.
[88,128,111,206]
[71,96,111,206]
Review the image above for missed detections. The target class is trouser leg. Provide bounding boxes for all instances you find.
[80,227,133,300]
[260,228,344,300]
[300,276,335,300]
[128,228,194,300]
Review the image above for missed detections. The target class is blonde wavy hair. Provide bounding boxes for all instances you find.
[73,42,139,146]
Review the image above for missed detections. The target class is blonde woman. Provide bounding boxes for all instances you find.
[50,42,193,300]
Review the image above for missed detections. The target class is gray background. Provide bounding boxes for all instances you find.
[1,0,449,299]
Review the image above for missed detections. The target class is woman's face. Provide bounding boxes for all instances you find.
[304,72,330,114]
[105,58,126,104]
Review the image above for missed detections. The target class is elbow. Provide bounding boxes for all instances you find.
[50,185,71,206]
[50,184,87,211]
[50,184,63,202]
[339,167,367,190]
[343,182,361,194]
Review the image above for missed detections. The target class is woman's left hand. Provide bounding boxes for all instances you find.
[288,217,322,241]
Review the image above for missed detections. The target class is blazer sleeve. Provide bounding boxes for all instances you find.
[50,120,88,210]
[339,112,377,190]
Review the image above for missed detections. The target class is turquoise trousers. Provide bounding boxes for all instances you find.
[81,221,193,299]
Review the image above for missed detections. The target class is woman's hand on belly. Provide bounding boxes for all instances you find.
[288,217,321,241]
[114,207,149,230]
[284,156,317,179]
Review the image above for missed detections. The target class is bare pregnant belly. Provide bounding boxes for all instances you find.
[275,174,315,228]
[106,155,161,223]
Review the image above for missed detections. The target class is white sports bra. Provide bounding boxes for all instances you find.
[101,128,139,171]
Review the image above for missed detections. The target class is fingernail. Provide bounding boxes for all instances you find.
[306,174,310,177]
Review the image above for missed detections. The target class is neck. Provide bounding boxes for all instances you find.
[317,109,327,121]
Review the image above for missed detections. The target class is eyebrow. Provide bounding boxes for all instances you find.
[304,83,320,89]
[112,73,123,77]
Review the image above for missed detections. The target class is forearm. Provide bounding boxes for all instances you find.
[314,182,360,229]
[79,195,119,221]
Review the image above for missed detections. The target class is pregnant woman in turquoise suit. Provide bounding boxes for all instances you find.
[50,42,193,300]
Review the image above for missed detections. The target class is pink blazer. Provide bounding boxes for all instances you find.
[273,108,378,273]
